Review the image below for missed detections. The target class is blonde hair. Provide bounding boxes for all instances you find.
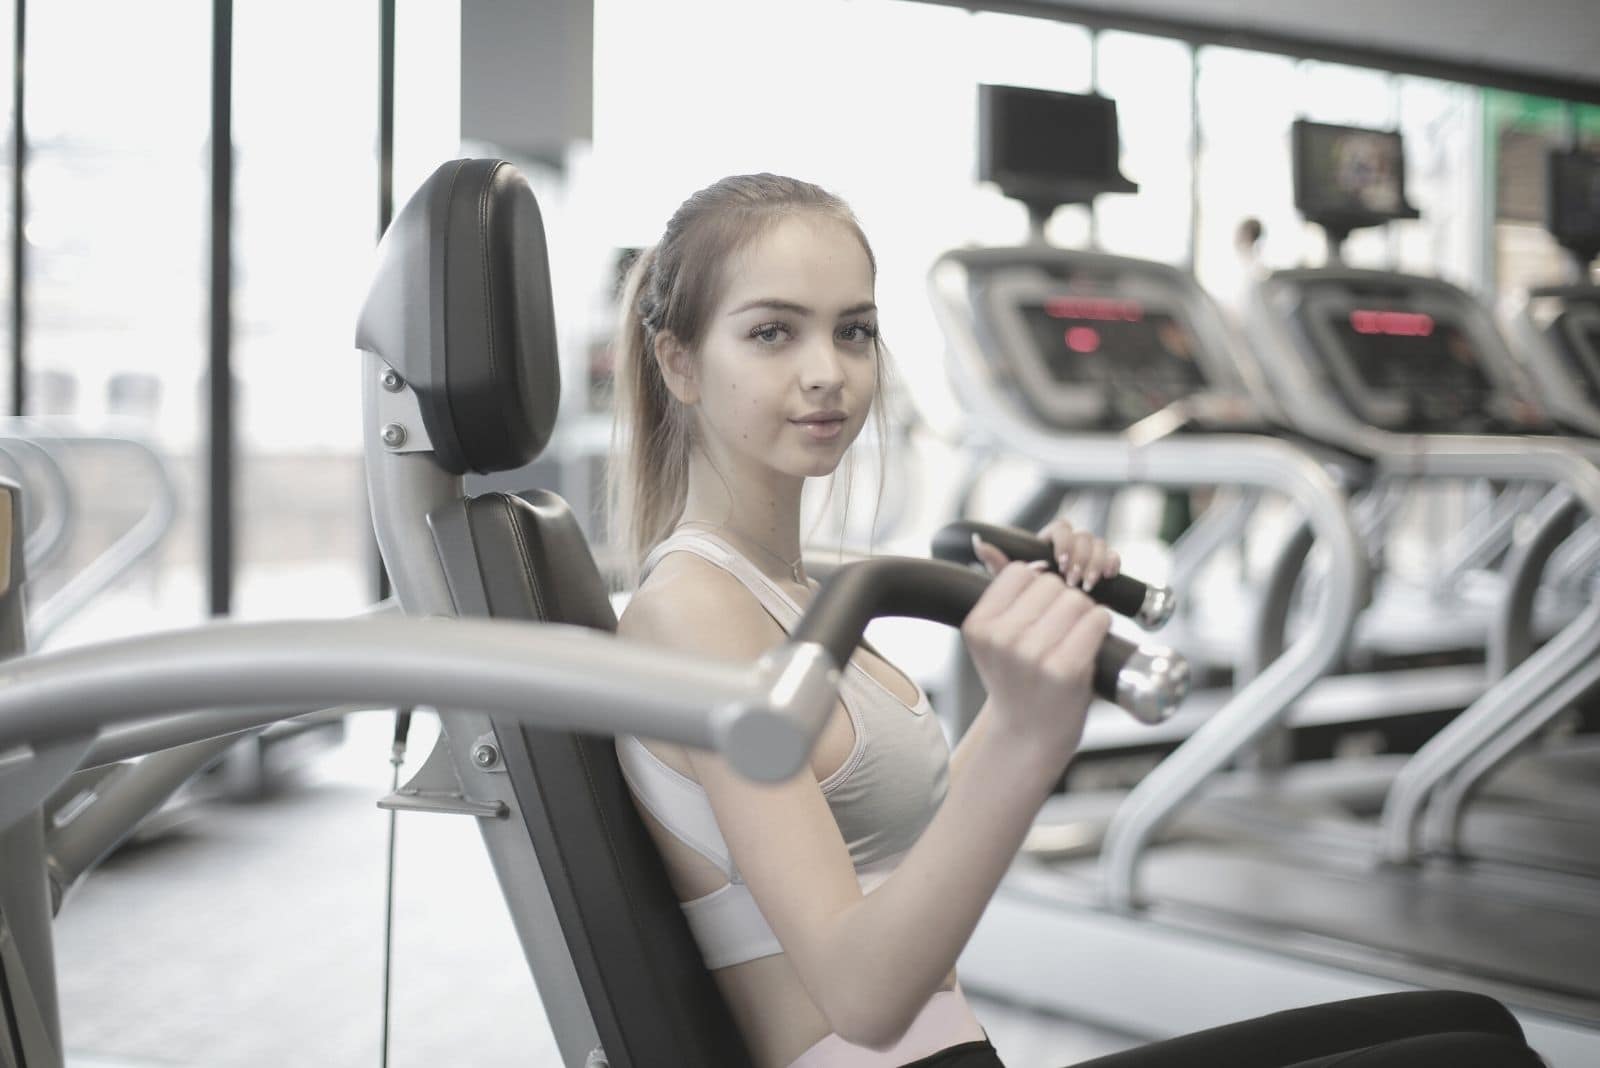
[608,174,891,574]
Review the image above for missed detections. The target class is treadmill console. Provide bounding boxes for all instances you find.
[1284,275,1544,434]
[1547,147,1600,266]
[977,259,1237,431]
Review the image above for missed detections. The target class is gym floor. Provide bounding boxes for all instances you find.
[55,710,1141,1068]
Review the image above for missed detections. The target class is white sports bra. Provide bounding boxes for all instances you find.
[615,530,953,968]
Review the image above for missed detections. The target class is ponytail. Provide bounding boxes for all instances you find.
[608,245,692,577]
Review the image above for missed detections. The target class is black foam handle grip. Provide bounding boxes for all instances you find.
[791,557,1145,714]
[932,521,1158,623]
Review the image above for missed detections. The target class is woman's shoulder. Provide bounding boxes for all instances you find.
[619,550,784,659]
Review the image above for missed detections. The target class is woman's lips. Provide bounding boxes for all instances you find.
[791,415,846,440]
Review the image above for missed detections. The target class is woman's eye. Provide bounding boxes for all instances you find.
[839,322,880,344]
[750,322,789,344]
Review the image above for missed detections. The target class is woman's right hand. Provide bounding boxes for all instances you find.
[963,536,1111,764]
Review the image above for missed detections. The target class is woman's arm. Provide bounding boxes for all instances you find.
[626,553,1106,1048]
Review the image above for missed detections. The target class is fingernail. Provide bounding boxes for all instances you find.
[1083,574,1098,592]
[971,533,987,559]
[1026,559,1050,572]
[1068,568,1082,586]
[1057,553,1069,573]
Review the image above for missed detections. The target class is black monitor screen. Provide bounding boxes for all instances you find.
[1548,150,1600,255]
[1019,299,1205,418]
[981,86,1123,190]
[1327,310,1491,394]
[1295,121,1411,220]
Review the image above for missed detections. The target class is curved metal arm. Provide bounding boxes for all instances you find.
[0,616,837,787]
[1380,488,1596,863]
[1422,646,1600,858]
[28,433,180,645]
[1168,487,1260,609]
[0,435,75,573]
[929,255,1367,908]
[1488,489,1579,680]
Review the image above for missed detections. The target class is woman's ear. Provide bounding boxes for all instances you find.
[655,331,700,405]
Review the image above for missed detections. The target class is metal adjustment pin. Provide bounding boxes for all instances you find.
[380,368,404,392]
[472,743,501,769]
[381,423,408,449]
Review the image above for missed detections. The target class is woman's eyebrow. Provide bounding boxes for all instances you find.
[726,299,878,318]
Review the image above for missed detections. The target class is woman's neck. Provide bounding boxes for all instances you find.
[679,450,805,581]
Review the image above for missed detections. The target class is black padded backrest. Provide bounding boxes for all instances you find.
[428,489,756,1068]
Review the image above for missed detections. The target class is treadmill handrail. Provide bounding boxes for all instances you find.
[0,435,74,572]
[929,252,1368,908]
[26,432,181,645]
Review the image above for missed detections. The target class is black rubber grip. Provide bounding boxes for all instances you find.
[932,521,1154,622]
[792,557,1141,712]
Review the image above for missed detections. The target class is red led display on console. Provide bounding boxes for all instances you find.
[1045,297,1144,322]
[1065,326,1101,353]
[1350,309,1435,337]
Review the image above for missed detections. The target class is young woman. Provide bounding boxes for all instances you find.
[608,174,1544,1068]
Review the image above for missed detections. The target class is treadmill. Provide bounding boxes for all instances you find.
[1238,121,1600,878]
[942,90,1484,790]
[1425,144,1600,872]
[934,95,1600,1067]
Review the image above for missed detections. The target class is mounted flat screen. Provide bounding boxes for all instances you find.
[1293,120,1419,224]
[980,85,1136,206]
[1547,149,1600,261]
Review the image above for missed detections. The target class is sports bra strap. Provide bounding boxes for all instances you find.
[641,530,804,632]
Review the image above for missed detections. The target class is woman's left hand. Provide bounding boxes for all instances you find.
[1036,517,1121,593]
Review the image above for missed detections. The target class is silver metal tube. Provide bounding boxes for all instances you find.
[1241,516,1316,688]
[29,433,180,645]
[77,604,395,767]
[0,811,63,1065]
[1423,649,1600,858]
[1379,597,1600,862]
[1547,517,1600,591]
[0,616,812,773]
[79,703,373,769]
[1487,488,1576,680]
[0,435,73,573]
[1428,481,1536,592]
[1167,487,1260,603]
[47,732,244,906]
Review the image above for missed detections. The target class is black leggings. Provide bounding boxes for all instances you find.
[899,991,1546,1067]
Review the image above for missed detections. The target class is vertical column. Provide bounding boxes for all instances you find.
[8,0,24,417]
[208,0,234,617]
[1088,26,1100,250]
[373,0,395,604]
[1187,42,1201,272]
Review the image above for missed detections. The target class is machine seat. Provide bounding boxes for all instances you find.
[427,488,757,1068]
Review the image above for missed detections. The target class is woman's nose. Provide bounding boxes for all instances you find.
[799,337,846,391]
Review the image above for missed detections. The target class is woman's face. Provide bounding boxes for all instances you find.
[686,214,878,486]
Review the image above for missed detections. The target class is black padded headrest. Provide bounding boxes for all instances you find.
[357,158,560,475]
